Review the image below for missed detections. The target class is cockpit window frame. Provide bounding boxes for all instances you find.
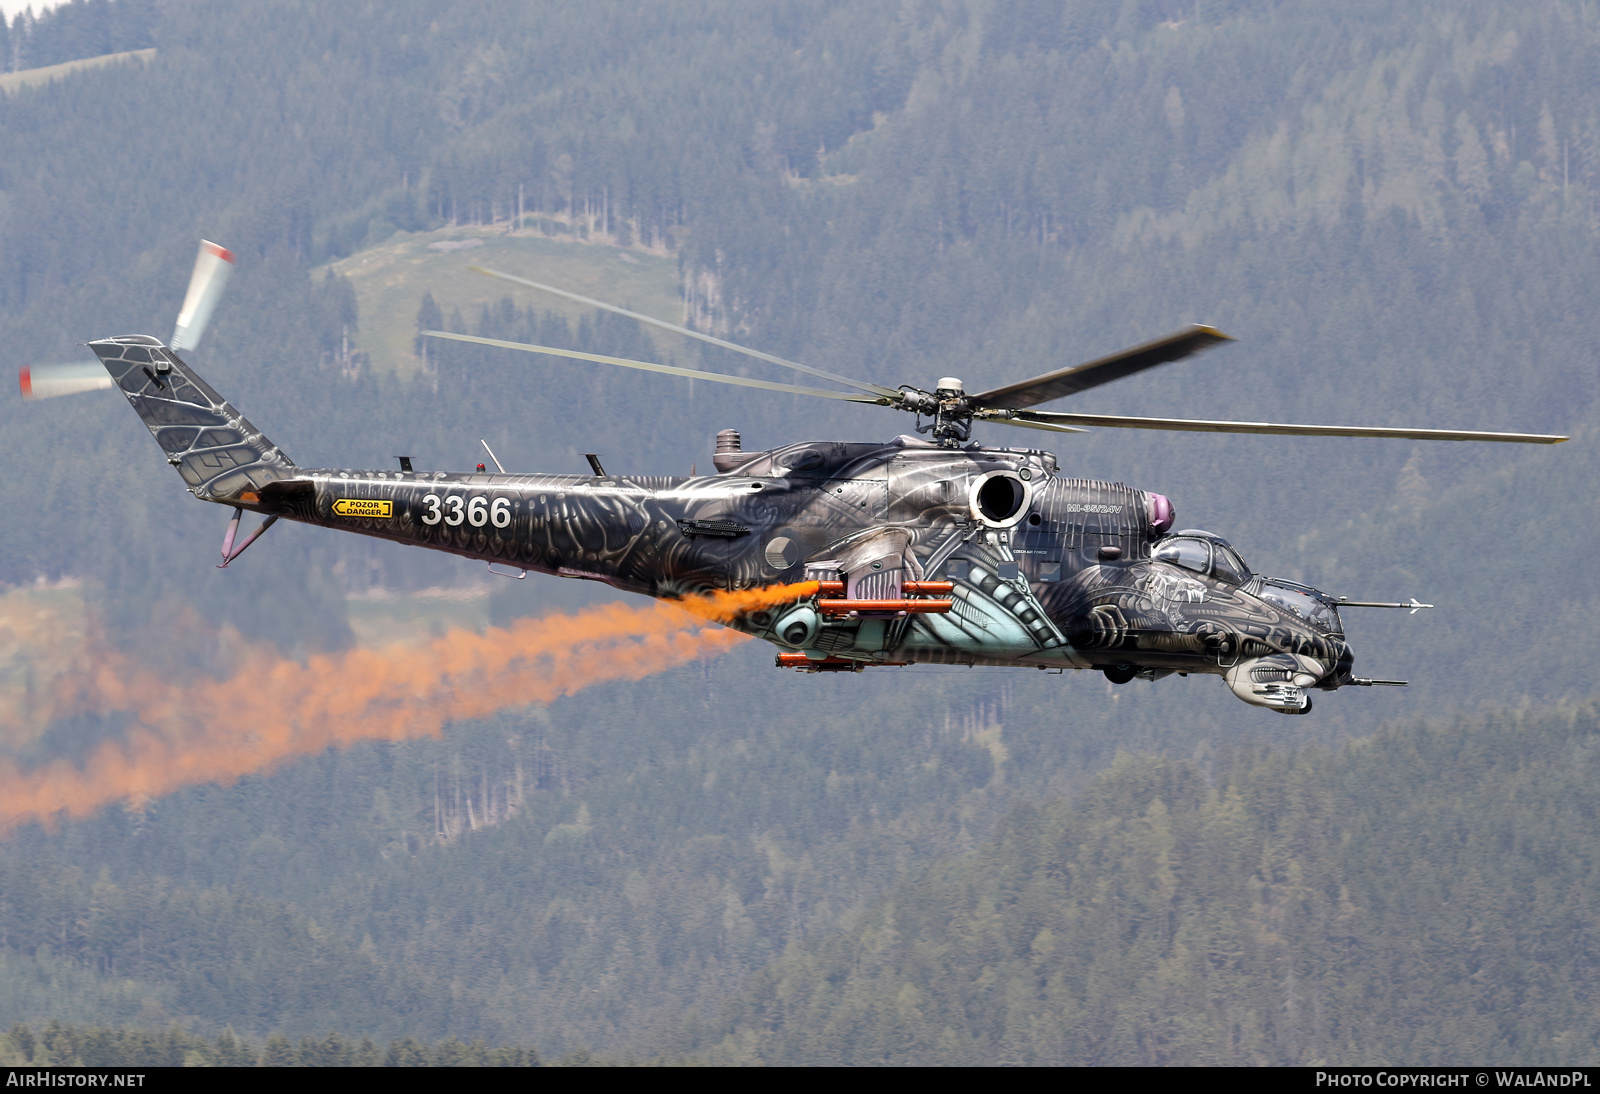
[1152,536,1211,575]
[1258,579,1344,636]
[1154,531,1253,586]
[1210,544,1251,585]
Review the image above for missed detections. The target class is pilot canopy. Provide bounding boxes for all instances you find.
[1151,530,1252,585]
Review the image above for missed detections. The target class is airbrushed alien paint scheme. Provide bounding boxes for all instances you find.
[44,246,1562,715]
[83,339,1556,715]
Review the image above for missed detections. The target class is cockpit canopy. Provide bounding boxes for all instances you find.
[1151,529,1251,585]
[1257,579,1344,636]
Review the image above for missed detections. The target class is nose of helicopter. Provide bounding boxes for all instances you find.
[1210,575,1359,712]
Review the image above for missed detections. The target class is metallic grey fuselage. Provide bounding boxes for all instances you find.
[89,334,1353,695]
[275,441,1350,680]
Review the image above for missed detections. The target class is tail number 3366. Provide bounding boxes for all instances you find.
[421,494,512,528]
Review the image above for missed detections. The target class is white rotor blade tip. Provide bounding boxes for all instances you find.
[171,239,236,352]
[20,362,114,400]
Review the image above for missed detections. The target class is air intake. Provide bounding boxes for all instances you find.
[714,428,758,472]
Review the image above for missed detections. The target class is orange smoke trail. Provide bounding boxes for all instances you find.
[0,581,818,833]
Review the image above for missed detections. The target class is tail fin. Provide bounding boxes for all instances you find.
[88,335,297,505]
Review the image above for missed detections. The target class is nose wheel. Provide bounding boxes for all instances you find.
[1100,663,1138,685]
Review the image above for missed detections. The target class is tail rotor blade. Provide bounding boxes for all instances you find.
[170,240,235,352]
[19,362,114,400]
[19,363,113,401]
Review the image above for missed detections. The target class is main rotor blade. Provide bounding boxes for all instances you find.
[981,415,1090,436]
[423,331,888,405]
[1002,409,1568,444]
[469,266,902,399]
[969,325,1234,411]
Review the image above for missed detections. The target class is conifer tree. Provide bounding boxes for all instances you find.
[260,1033,295,1067]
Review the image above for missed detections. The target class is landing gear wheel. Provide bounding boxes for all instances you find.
[1101,663,1137,685]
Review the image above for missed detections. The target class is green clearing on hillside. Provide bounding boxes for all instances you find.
[319,227,682,377]
[0,583,89,755]
[0,581,501,758]
[0,48,153,95]
[343,584,496,648]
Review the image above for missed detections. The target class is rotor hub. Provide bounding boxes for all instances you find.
[906,381,974,447]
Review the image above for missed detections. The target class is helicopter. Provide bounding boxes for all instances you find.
[25,243,1566,714]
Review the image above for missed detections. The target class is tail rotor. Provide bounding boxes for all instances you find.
[170,240,234,352]
[19,239,235,401]
[19,361,115,400]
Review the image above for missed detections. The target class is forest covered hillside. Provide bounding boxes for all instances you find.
[0,0,1594,1062]
[706,703,1600,1065]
